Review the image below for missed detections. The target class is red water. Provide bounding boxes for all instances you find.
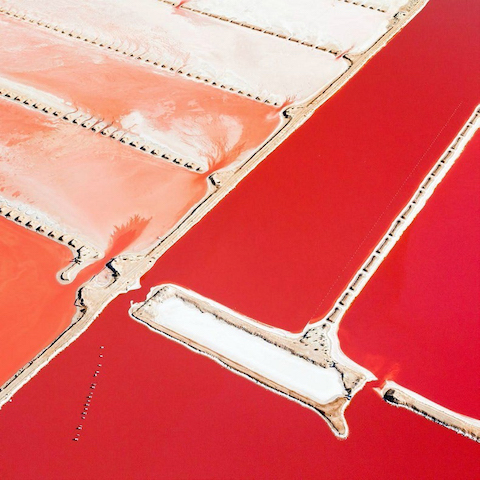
[0,0,479,478]
[0,12,279,415]
[0,271,478,479]
[102,0,480,333]
[0,0,279,408]
[339,132,480,418]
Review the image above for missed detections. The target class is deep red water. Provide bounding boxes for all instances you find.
[0,0,479,478]
[339,132,480,419]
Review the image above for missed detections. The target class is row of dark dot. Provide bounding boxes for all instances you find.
[337,0,388,14]
[173,3,342,57]
[160,0,391,56]
[73,346,105,441]
[0,87,204,172]
[0,204,92,256]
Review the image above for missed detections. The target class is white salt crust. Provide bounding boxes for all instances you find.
[144,295,347,405]
[0,0,348,104]
[185,0,397,54]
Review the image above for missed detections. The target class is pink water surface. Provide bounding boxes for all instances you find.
[0,97,279,256]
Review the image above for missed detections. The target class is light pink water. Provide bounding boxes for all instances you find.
[0,16,281,168]
[0,91,279,256]
[0,0,348,104]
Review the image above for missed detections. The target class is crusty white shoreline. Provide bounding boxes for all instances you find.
[0,0,430,411]
[378,381,480,442]
[127,105,479,439]
[130,284,375,439]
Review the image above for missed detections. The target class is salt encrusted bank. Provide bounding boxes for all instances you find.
[129,284,375,438]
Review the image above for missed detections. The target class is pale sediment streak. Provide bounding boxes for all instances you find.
[0,81,203,173]
[0,198,100,283]
[0,2,285,106]
[378,381,480,442]
[0,0,411,106]
[130,284,374,439]
[168,0,409,55]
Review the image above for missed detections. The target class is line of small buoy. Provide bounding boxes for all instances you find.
[73,345,105,442]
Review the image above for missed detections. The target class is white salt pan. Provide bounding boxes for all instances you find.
[146,296,347,405]
[186,0,397,54]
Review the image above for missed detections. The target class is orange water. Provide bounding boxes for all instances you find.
[0,8,281,393]
[0,207,175,385]
[0,34,280,384]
